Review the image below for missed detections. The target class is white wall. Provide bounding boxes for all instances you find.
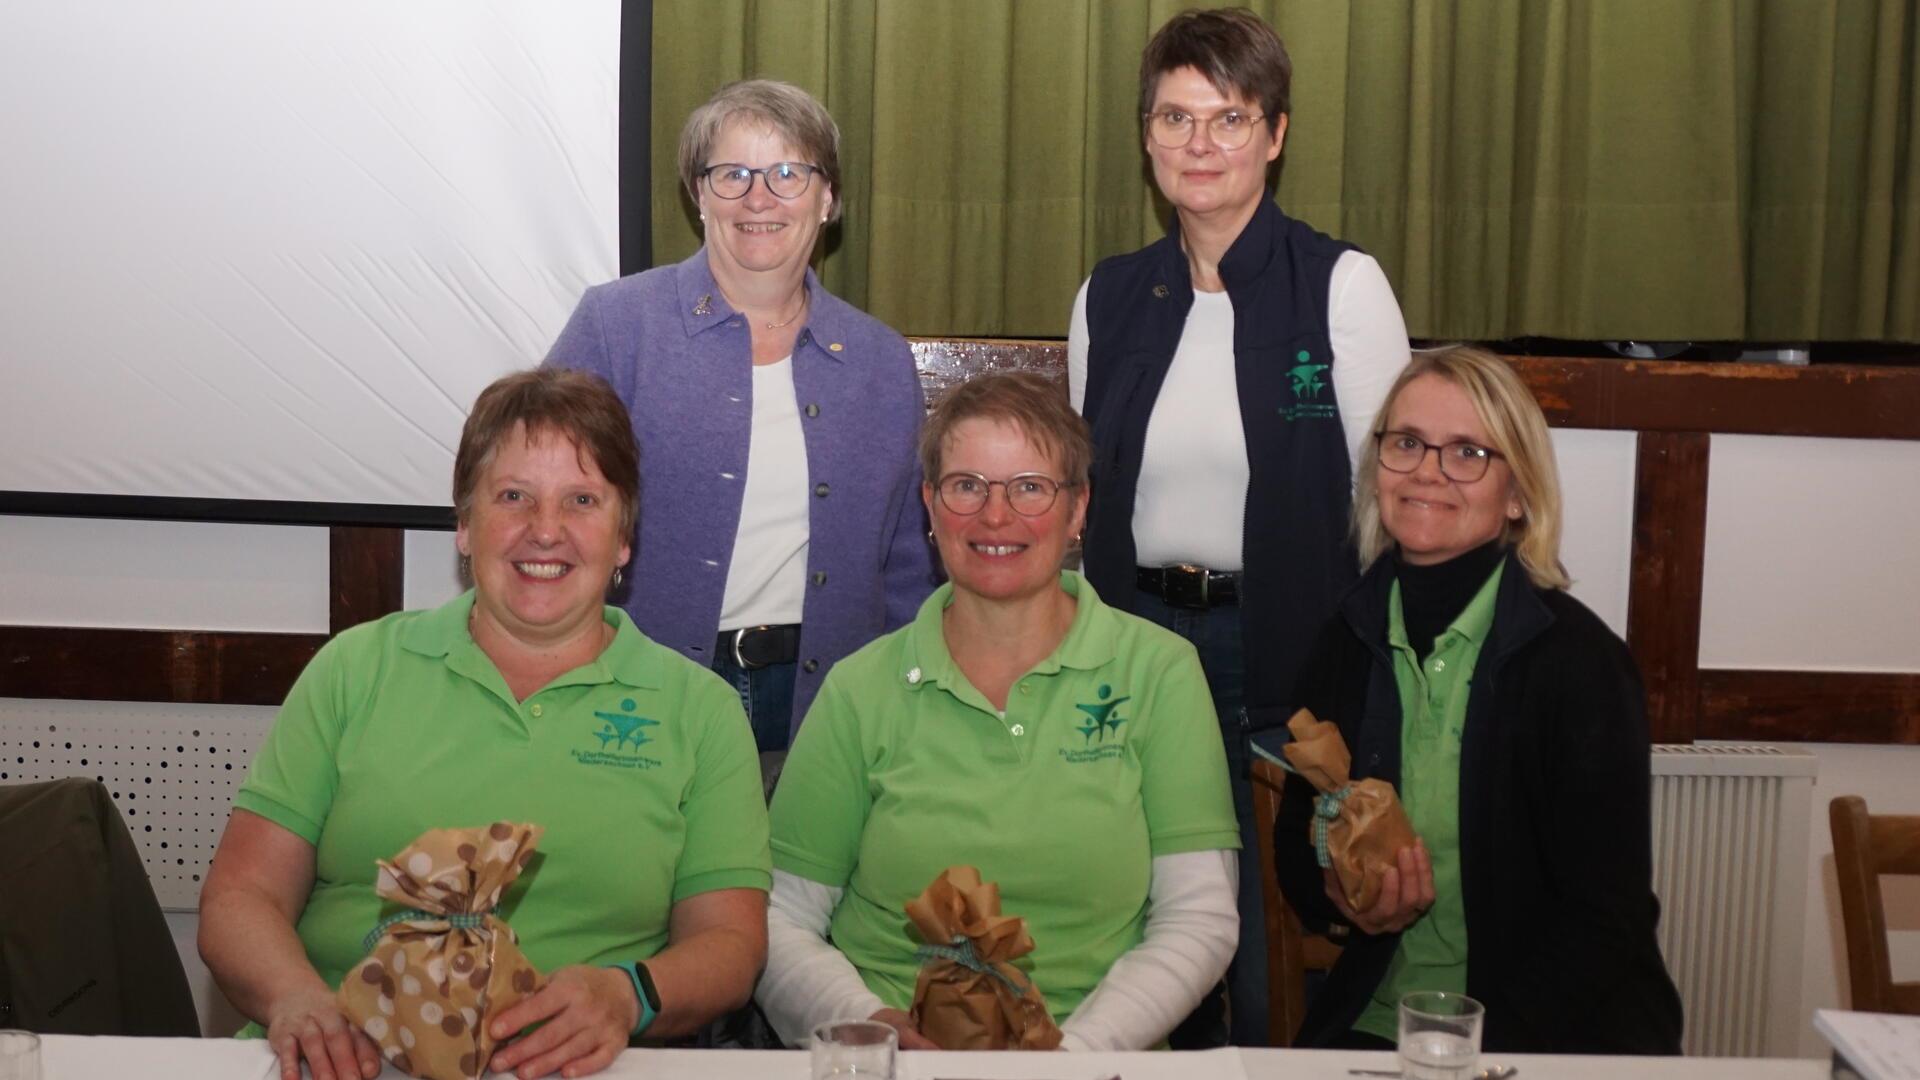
[1701,436,1920,670]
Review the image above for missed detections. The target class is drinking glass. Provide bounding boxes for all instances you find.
[811,1019,897,1080]
[1397,991,1483,1080]
[0,1031,40,1080]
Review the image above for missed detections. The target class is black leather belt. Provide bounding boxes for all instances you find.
[718,624,802,670]
[1136,565,1241,609]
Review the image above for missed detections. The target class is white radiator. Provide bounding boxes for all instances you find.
[1650,743,1817,1058]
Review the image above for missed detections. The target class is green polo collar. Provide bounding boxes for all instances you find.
[901,572,1116,693]
[1387,561,1506,652]
[399,590,663,691]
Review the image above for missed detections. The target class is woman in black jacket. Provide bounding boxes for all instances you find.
[1272,345,1682,1054]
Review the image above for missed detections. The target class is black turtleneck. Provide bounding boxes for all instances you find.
[1395,540,1505,661]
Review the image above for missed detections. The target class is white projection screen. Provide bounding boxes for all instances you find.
[0,2,620,518]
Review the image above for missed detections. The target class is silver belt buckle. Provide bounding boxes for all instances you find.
[731,627,753,670]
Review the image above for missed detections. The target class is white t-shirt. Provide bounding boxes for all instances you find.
[1066,249,1410,570]
[719,356,810,630]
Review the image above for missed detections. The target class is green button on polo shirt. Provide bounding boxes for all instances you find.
[1355,562,1504,1041]
[770,572,1238,1024]
[233,591,770,991]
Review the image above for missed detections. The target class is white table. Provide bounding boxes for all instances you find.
[37,1036,1831,1080]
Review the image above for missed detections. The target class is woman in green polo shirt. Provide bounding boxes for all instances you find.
[758,371,1242,1050]
[1271,346,1682,1054]
[200,369,771,1080]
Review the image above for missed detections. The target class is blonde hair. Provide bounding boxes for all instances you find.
[1353,345,1570,590]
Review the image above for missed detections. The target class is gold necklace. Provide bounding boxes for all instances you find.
[764,291,808,330]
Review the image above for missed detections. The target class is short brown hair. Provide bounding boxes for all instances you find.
[1353,346,1570,590]
[1138,8,1292,135]
[679,79,844,224]
[453,369,639,537]
[919,372,1090,488]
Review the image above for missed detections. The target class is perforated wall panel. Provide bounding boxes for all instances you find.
[0,698,277,910]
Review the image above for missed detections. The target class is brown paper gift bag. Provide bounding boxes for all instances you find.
[1280,708,1420,912]
[338,823,547,1080]
[904,866,1063,1050]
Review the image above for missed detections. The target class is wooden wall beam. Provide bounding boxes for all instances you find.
[910,341,1920,440]
[1625,432,1712,743]
[1700,670,1920,745]
[0,627,323,706]
[329,525,406,634]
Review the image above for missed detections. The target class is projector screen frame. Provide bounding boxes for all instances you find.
[0,492,456,530]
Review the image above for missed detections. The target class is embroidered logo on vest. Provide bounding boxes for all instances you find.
[1281,349,1338,422]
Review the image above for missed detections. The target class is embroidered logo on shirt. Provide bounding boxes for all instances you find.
[1281,349,1338,422]
[1073,684,1131,744]
[571,697,663,770]
[1061,685,1131,764]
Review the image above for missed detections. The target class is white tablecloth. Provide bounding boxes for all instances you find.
[37,1035,1830,1080]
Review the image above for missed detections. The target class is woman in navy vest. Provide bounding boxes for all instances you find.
[1067,9,1411,1046]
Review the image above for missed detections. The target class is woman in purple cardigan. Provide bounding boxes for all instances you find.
[547,80,935,752]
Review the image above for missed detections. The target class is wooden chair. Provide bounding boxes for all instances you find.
[1829,795,1920,1015]
[1250,757,1343,1045]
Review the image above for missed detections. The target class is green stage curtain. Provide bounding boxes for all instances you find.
[652,1,1917,341]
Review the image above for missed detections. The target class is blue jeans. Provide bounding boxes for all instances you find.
[1132,588,1265,1047]
[710,652,798,754]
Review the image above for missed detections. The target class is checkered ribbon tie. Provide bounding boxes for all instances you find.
[1311,786,1353,869]
[914,936,1027,996]
[363,910,487,953]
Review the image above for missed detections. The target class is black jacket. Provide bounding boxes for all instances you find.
[0,778,199,1035]
[1273,550,1684,1054]
[1081,197,1358,715]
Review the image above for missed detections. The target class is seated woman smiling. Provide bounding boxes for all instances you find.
[199,369,770,1080]
[1272,346,1682,1053]
[757,372,1240,1051]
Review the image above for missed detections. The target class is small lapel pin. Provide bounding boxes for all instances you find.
[693,294,713,316]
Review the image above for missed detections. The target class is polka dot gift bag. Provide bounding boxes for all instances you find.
[338,822,547,1080]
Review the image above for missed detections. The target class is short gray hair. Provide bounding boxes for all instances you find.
[678,79,843,223]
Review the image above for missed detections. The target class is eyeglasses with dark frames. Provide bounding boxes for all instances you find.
[1376,431,1505,483]
[701,162,822,200]
[934,471,1078,517]
[1142,108,1268,150]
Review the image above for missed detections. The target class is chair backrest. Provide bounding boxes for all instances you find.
[1829,794,1920,1015]
[1250,757,1343,1045]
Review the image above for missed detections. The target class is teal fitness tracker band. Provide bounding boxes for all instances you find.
[607,960,660,1036]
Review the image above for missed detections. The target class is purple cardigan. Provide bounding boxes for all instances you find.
[546,249,937,738]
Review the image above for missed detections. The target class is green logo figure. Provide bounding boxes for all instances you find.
[593,697,659,751]
[1288,350,1329,398]
[1073,684,1131,744]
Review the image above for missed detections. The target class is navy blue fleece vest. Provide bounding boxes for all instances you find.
[1081,197,1359,715]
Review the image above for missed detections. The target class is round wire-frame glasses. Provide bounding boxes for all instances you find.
[1376,431,1506,483]
[702,162,822,200]
[934,471,1076,516]
[1142,108,1268,150]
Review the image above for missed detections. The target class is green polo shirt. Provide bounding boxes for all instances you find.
[769,571,1238,1024]
[1355,562,1505,1041]
[233,591,771,991]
